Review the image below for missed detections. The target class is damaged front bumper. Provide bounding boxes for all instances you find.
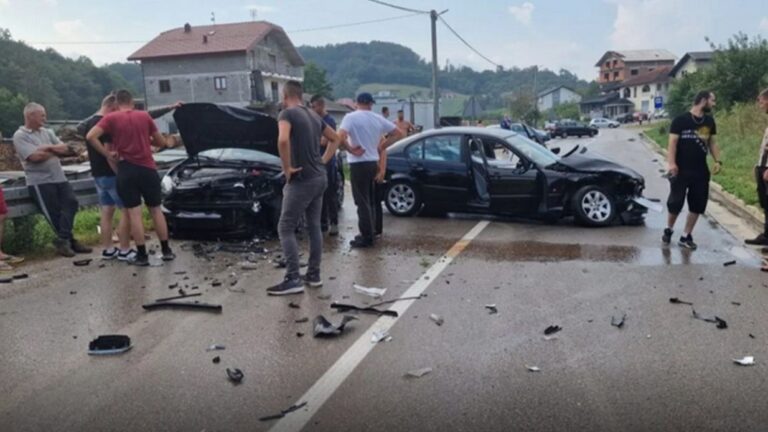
[162,200,275,238]
[618,195,655,225]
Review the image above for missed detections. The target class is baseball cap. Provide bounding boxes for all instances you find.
[356,92,376,104]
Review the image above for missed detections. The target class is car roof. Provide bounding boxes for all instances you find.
[389,127,520,152]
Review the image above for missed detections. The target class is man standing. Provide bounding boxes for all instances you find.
[13,103,92,257]
[663,91,722,250]
[86,89,174,266]
[746,88,768,248]
[394,109,415,138]
[0,133,23,270]
[381,106,390,120]
[338,93,403,248]
[310,95,339,237]
[267,81,340,296]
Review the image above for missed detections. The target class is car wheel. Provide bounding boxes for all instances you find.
[590,131,596,137]
[572,185,616,227]
[385,180,421,217]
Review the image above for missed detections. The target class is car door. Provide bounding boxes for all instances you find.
[406,134,470,204]
[478,137,540,214]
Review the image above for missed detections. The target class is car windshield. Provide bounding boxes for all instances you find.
[504,134,560,167]
[198,148,280,164]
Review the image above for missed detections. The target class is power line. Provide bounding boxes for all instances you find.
[367,0,430,14]
[438,15,500,68]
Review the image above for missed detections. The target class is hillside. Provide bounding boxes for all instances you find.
[0,29,132,136]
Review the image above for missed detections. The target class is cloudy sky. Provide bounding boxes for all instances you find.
[0,0,766,80]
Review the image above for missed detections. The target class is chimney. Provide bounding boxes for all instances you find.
[184,23,191,33]
[203,35,208,44]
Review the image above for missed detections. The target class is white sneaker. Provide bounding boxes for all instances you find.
[118,249,137,261]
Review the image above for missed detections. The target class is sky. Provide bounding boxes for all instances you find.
[0,0,766,81]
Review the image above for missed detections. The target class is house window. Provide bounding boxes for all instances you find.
[603,73,609,81]
[214,76,227,91]
[613,71,619,79]
[656,83,662,91]
[605,61,610,68]
[159,80,171,93]
[271,81,279,102]
[642,85,651,93]
[269,54,277,71]
[630,69,639,76]
[623,88,631,98]
[633,87,637,98]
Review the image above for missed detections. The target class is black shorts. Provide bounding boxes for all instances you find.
[116,161,162,208]
[667,173,709,214]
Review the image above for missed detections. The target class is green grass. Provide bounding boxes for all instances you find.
[2,206,155,259]
[356,83,470,117]
[644,104,766,206]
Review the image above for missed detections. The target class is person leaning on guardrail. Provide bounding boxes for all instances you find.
[12,103,93,257]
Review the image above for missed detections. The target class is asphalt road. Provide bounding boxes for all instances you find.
[1,126,767,432]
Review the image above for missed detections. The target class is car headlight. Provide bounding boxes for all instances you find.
[161,175,174,195]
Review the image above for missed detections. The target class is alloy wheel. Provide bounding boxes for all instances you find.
[387,183,416,214]
[581,190,612,222]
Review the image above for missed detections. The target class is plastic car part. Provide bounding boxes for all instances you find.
[313,315,357,337]
[142,300,222,312]
[611,313,627,328]
[669,297,693,305]
[206,344,226,351]
[485,304,498,315]
[691,309,728,329]
[88,335,132,355]
[352,283,387,298]
[733,356,755,366]
[153,293,201,302]
[404,367,432,378]
[330,303,398,317]
[526,365,541,372]
[430,314,444,326]
[12,273,28,280]
[73,259,92,267]
[226,368,244,383]
[259,402,308,422]
[544,325,562,335]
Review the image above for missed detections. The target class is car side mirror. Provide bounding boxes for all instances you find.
[551,147,561,155]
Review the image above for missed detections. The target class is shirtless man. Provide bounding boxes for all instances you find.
[394,110,415,138]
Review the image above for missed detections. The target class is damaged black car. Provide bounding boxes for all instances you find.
[161,103,344,238]
[383,127,652,227]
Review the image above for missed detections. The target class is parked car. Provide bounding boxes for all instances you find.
[383,127,650,227]
[508,122,549,146]
[161,103,345,238]
[652,110,668,119]
[552,120,598,138]
[633,112,649,122]
[589,118,620,128]
[612,113,634,124]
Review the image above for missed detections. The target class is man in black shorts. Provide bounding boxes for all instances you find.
[86,89,174,266]
[663,91,722,250]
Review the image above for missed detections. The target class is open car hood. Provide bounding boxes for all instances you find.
[173,103,278,157]
[560,152,643,181]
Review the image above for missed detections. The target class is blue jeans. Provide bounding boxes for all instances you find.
[94,176,124,208]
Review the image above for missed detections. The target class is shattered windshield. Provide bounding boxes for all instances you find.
[504,134,560,167]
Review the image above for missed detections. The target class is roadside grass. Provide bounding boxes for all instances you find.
[643,103,766,206]
[2,206,154,259]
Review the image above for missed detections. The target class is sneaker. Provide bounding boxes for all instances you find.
[117,249,137,261]
[161,249,176,261]
[662,228,673,245]
[678,234,698,250]
[267,277,305,296]
[71,239,93,254]
[303,272,323,288]
[102,248,118,260]
[329,224,339,236]
[54,239,76,258]
[129,253,150,267]
[745,234,768,246]
[350,237,374,248]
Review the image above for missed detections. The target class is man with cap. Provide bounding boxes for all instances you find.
[338,93,404,248]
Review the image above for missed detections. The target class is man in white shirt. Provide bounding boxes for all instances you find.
[338,93,403,248]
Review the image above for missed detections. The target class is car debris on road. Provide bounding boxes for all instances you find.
[733,356,755,366]
[611,313,627,328]
[226,367,244,383]
[404,367,432,378]
[259,401,308,422]
[88,335,132,355]
[313,315,357,337]
[485,304,498,314]
[525,365,541,372]
[352,283,387,298]
[544,325,562,335]
[429,314,444,326]
[330,302,398,317]
[371,329,392,343]
[691,309,728,329]
[669,297,693,305]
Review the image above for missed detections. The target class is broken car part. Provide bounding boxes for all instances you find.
[153,292,202,303]
[213,356,221,364]
[73,259,92,267]
[429,314,444,326]
[544,325,562,335]
[88,335,132,356]
[404,367,432,378]
[525,365,541,372]
[259,402,308,422]
[206,344,226,351]
[331,303,398,317]
[11,273,28,280]
[733,356,755,366]
[371,329,392,343]
[669,297,693,305]
[723,260,737,267]
[611,313,627,328]
[352,283,387,299]
[691,309,728,329]
[142,300,222,312]
[312,315,357,337]
[485,304,498,314]
[226,368,244,383]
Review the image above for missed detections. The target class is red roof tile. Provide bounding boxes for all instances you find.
[620,66,673,87]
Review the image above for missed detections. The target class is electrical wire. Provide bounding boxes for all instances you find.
[438,15,500,68]
[367,0,430,14]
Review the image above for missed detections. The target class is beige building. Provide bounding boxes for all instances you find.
[618,67,672,114]
[670,51,714,79]
[594,49,676,84]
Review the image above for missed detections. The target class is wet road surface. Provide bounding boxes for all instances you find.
[1,127,767,431]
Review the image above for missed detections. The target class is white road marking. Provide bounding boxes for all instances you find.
[269,220,491,432]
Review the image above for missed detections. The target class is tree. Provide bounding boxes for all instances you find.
[551,102,581,121]
[507,92,539,124]
[705,33,768,109]
[0,87,27,137]
[303,62,333,98]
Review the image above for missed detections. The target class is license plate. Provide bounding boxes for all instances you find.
[633,197,663,213]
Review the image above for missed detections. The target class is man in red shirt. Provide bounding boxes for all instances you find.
[86,89,174,266]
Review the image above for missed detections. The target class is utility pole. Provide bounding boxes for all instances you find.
[430,10,440,128]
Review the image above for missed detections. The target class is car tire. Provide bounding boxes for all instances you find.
[590,131,596,137]
[572,185,616,227]
[385,180,422,217]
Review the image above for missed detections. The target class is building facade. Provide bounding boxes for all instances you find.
[595,50,676,84]
[617,67,672,114]
[670,51,714,79]
[537,86,582,112]
[129,21,304,132]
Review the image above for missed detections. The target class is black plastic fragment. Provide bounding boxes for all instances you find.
[289,302,300,309]
[485,305,498,315]
[88,335,132,355]
[153,292,201,302]
[73,259,92,267]
[330,303,398,317]
[669,297,693,305]
[226,368,244,383]
[723,260,737,267]
[12,273,28,280]
[295,317,309,323]
[168,283,178,289]
[296,332,304,337]
[142,300,222,312]
[259,402,308,422]
[213,356,220,364]
[544,325,562,335]
[692,309,728,329]
[611,313,627,328]
[0,277,11,283]
[212,281,222,287]
[313,315,357,337]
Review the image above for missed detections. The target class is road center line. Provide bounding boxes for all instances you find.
[269,220,490,432]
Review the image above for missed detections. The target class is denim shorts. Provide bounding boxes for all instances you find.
[94,176,124,208]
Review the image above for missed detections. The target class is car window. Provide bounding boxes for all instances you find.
[482,139,526,170]
[423,135,462,163]
[406,142,423,160]
[504,134,560,167]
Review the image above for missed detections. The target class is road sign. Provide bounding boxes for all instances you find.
[654,96,664,109]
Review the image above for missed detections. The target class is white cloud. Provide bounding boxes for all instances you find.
[760,17,768,31]
[508,2,535,25]
[606,0,709,51]
[0,0,9,7]
[53,20,83,38]
[43,0,57,6]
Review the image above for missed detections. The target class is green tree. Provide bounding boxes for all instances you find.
[0,87,26,137]
[551,102,581,121]
[706,33,768,109]
[303,62,333,97]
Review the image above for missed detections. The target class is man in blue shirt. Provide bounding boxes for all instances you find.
[310,95,339,236]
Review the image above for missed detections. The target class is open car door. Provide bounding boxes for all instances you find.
[479,137,541,214]
[468,136,491,206]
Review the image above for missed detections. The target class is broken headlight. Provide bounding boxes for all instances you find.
[161,175,174,196]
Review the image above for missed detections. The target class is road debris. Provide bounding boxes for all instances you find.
[485,304,498,314]
[317,294,332,300]
[168,283,179,289]
[239,261,259,270]
[371,329,392,343]
[313,315,357,337]
[331,303,398,317]
[295,317,309,323]
[404,367,432,378]
[544,325,562,335]
[525,365,541,372]
[0,277,12,283]
[73,259,92,267]
[669,297,693,305]
[142,300,222,312]
[153,292,201,302]
[733,356,755,366]
[429,314,444,326]
[296,332,304,338]
[12,273,28,280]
[723,260,737,267]
[750,334,756,339]
[352,283,387,298]
[611,313,627,328]
[259,402,308,422]
[731,302,741,306]
[691,309,728,329]
[288,302,300,309]
[212,356,221,364]
[206,344,226,352]
[226,368,244,383]
[88,335,132,355]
